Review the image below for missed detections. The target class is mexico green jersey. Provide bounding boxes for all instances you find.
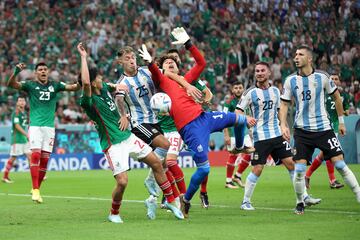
[158,80,207,133]
[326,91,350,132]
[20,80,66,127]
[80,83,131,151]
[11,110,28,144]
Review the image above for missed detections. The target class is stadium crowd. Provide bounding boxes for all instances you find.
[0,0,359,126]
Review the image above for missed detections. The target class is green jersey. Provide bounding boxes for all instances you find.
[11,110,28,144]
[158,80,207,133]
[223,95,250,136]
[20,80,66,127]
[326,91,350,132]
[80,83,131,151]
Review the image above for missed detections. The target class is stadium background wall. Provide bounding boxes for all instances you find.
[0,115,359,172]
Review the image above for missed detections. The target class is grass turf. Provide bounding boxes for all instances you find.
[0,165,359,240]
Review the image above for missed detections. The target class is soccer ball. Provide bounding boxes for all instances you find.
[150,93,172,115]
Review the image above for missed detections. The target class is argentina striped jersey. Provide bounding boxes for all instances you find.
[281,70,337,131]
[116,67,157,128]
[237,85,282,142]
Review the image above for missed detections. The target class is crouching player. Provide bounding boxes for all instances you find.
[77,43,183,223]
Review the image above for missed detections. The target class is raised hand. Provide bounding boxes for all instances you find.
[171,27,190,45]
[77,42,87,57]
[14,63,26,75]
[138,44,152,63]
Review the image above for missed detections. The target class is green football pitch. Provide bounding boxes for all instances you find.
[1,165,359,240]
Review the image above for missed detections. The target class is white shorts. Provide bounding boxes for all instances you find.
[28,126,55,153]
[10,143,31,156]
[104,134,152,176]
[164,131,184,156]
[226,134,253,151]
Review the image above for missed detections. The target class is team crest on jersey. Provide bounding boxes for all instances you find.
[36,87,40,90]
[48,86,54,92]
[197,144,203,152]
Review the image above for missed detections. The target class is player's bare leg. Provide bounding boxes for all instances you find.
[108,172,128,223]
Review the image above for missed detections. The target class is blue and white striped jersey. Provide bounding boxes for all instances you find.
[281,70,337,132]
[116,67,157,128]
[237,85,282,142]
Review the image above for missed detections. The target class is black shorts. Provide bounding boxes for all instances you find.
[252,136,293,166]
[293,128,343,162]
[131,123,163,148]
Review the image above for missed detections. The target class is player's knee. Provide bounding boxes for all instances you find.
[197,163,210,178]
[334,160,346,170]
[294,163,306,173]
[116,174,128,188]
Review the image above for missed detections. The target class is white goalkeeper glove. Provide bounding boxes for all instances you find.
[138,44,152,63]
[171,27,190,45]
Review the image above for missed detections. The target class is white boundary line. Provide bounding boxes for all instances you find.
[1,192,359,215]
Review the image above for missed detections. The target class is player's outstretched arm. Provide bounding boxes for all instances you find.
[331,90,346,136]
[138,44,162,85]
[279,100,290,142]
[77,42,91,97]
[65,82,81,92]
[171,27,206,83]
[7,63,25,90]
[164,71,203,100]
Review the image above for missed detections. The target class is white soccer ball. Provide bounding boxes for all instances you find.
[150,93,172,115]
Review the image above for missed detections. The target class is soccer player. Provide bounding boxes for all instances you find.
[164,49,213,208]
[237,62,321,212]
[305,73,349,189]
[138,27,256,217]
[7,62,81,203]
[279,45,360,214]
[114,46,178,219]
[223,81,253,189]
[76,42,183,223]
[2,96,31,183]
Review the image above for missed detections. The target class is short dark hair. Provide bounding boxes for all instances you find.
[255,61,271,69]
[296,45,313,56]
[231,81,243,87]
[117,46,135,58]
[157,54,180,69]
[35,62,48,70]
[167,48,180,55]
[77,68,98,86]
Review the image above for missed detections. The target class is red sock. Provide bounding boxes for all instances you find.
[200,175,208,193]
[165,169,180,198]
[30,151,41,189]
[38,151,50,187]
[306,154,323,178]
[236,154,250,175]
[3,158,13,179]
[325,160,336,183]
[226,154,237,179]
[168,159,187,194]
[159,181,175,203]
[110,200,121,215]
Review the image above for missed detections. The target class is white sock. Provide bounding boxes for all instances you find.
[294,164,306,204]
[226,177,232,183]
[243,173,258,203]
[337,165,360,195]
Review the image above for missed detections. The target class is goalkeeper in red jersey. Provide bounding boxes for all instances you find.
[138,27,256,217]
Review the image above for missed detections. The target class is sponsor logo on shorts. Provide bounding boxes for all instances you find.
[152,128,158,133]
[292,148,297,155]
[253,152,259,160]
